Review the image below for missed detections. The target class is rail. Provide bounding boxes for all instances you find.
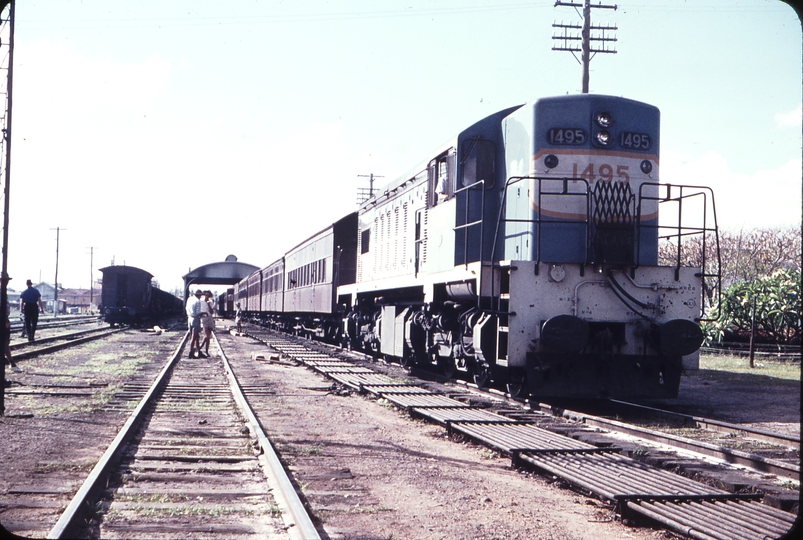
[47,331,188,539]
[213,332,321,540]
[48,331,319,539]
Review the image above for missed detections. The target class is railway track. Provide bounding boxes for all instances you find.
[244,325,797,540]
[549,400,800,482]
[9,326,125,362]
[8,315,100,335]
[47,331,318,540]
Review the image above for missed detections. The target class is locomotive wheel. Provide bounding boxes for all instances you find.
[437,356,457,380]
[472,365,492,389]
[506,382,528,399]
[399,353,416,370]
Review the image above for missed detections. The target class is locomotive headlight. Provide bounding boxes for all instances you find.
[640,160,653,174]
[544,154,559,169]
[595,111,613,127]
[595,130,611,146]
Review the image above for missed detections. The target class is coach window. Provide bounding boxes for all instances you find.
[460,139,495,189]
[360,229,370,254]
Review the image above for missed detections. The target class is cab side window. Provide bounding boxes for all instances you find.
[428,149,456,207]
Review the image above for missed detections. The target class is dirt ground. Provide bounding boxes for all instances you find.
[661,363,800,439]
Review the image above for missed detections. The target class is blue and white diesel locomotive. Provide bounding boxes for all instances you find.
[235,94,719,400]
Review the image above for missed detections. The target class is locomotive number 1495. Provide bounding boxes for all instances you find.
[572,162,631,183]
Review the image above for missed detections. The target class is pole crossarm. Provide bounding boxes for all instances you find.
[554,1,617,9]
[552,0,618,93]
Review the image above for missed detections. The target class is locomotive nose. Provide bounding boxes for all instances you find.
[651,319,704,357]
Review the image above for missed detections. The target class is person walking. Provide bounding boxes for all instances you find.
[185,289,204,358]
[19,280,45,343]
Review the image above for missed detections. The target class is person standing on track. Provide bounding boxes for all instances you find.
[19,279,45,343]
[4,288,20,372]
[234,302,243,334]
[198,290,215,357]
[185,289,204,358]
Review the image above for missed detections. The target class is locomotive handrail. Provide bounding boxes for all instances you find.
[485,175,592,311]
[489,176,592,260]
[453,178,487,276]
[486,177,721,321]
[494,176,593,268]
[636,183,722,321]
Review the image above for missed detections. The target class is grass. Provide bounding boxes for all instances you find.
[776,479,800,490]
[129,503,243,518]
[115,493,188,504]
[347,504,394,514]
[699,353,800,381]
[295,443,325,456]
[34,461,93,474]
[479,449,499,460]
[9,334,168,415]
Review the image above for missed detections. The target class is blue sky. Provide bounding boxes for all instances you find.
[4,0,801,293]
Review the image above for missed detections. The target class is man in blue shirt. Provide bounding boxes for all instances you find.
[19,280,45,342]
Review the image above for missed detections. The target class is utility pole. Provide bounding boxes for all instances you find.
[87,246,96,314]
[0,0,14,416]
[553,0,618,93]
[357,173,383,204]
[51,227,64,317]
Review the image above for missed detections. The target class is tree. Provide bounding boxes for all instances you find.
[659,226,801,346]
[703,268,801,346]
[659,226,801,302]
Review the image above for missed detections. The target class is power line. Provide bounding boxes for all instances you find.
[18,3,549,30]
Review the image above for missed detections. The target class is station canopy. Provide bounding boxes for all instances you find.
[182,255,258,299]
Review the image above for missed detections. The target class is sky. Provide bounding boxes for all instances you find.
[0,0,800,294]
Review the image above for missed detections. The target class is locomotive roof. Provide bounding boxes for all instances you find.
[360,103,525,208]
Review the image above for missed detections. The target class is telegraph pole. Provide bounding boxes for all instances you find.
[88,246,96,314]
[357,173,383,204]
[553,0,618,93]
[51,227,64,317]
[0,0,13,416]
